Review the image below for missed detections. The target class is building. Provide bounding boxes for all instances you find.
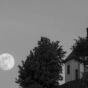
[63,28,88,83]
[64,53,84,83]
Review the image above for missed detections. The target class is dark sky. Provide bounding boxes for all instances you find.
[0,0,88,88]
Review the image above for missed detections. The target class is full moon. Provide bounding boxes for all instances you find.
[0,53,15,71]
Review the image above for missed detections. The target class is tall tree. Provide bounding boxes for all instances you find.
[15,37,66,88]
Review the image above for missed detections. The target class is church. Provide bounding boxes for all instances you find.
[62,28,88,84]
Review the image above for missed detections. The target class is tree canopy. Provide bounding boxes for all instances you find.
[15,37,66,88]
[71,36,88,61]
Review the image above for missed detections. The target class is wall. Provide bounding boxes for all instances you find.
[65,59,83,83]
[59,64,65,85]
[79,63,84,79]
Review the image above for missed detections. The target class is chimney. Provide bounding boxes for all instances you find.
[86,28,88,40]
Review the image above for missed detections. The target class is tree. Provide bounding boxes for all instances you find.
[15,37,66,88]
[71,36,88,62]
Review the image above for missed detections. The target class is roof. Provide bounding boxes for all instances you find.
[63,51,84,63]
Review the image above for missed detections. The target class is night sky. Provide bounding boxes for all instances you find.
[0,0,87,88]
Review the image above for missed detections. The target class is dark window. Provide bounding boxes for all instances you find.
[67,65,70,74]
[75,69,79,80]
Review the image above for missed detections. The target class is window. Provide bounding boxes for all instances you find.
[75,69,78,80]
[67,65,70,74]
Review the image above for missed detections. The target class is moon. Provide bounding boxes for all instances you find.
[0,53,15,71]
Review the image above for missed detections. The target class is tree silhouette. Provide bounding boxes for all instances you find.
[15,37,66,88]
[71,36,88,62]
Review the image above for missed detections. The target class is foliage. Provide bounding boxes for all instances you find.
[71,36,88,61]
[15,37,66,88]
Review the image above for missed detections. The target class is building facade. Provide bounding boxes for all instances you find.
[64,57,84,83]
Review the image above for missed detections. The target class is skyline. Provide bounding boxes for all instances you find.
[0,0,88,88]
